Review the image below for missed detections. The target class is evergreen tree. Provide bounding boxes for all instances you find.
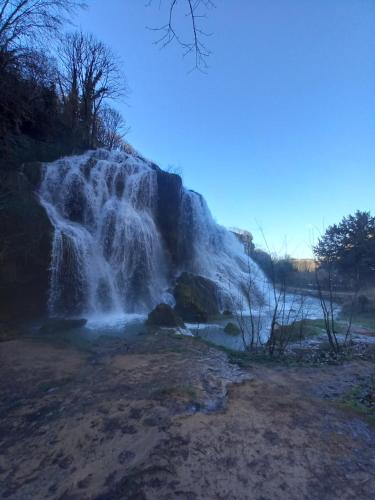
[314,211,375,282]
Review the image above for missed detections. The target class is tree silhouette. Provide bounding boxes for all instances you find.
[147,0,215,71]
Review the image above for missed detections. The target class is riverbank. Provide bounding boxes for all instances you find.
[1,325,375,499]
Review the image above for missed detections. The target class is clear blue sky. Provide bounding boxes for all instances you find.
[76,0,375,257]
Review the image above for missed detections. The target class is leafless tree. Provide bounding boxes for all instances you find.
[230,244,310,358]
[314,262,340,353]
[313,256,362,352]
[58,31,126,147]
[256,228,311,357]
[20,48,57,85]
[237,256,266,351]
[269,282,310,357]
[147,0,215,71]
[0,0,84,66]
[97,105,129,150]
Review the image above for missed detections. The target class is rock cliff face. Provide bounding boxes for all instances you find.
[0,167,53,319]
[155,169,183,267]
[1,149,267,320]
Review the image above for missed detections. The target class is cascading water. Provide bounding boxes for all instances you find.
[39,150,171,317]
[39,149,270,319]
[177,190,269,310]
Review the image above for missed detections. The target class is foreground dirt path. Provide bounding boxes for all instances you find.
[0,329,374,499]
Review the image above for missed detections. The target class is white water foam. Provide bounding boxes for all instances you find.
[39,149,321,332]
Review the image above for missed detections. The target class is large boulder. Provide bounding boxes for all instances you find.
[224,322,240,336]
[147,303,184,328]
[0,170,53,320]
[174,272,220,323]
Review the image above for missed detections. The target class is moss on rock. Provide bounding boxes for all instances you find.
[174,272,220,323]
[224,322,241,336]
[147,303,184,328]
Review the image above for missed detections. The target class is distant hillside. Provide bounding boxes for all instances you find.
[289,259,317,272]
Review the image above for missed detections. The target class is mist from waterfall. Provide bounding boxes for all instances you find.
[39,150,269,319]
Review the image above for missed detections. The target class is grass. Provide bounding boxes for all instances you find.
[271,319,327,343]
[227,349,285,367]
[340,312,375,331]
[340,377,375,424]
[197,328,369,369]
[338,286,375,330]
[279,318,364,343]
[198,339,287,367]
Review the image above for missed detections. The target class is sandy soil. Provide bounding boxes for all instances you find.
[0,328,374,500]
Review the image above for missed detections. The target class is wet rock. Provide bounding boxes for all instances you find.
[224,322,240,336]
[156,169,182,265]
[21,161,44,188]
[147,304,184,328]
[174,272,220,323]
[39,318,87,334]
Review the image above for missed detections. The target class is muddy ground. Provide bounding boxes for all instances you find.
[0,326,375,500]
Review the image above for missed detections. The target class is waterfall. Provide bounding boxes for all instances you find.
[177,189,269,310]
[39,149,269,318]
[39,150,171,316]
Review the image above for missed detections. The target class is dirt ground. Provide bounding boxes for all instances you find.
[0,327,375,500]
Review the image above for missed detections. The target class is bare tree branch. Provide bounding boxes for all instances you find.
[147,0,215,71]
[97,104,130,150]
[57,31,126,147]
[0,0,85,57]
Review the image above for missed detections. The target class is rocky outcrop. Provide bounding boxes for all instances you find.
[147,303,184,327]
[224,322,240,336]
[174,272,221,323]
[0,168,53,320]
[231,228,255,256]
[0,150,265,321]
